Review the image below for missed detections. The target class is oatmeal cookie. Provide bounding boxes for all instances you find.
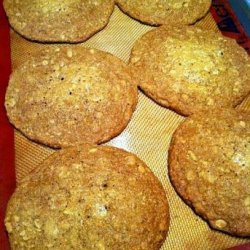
[5,46,137,148]
[168,109,250,236]
[5,144,169,249]
[129,26,250,116]
[3,0,114,42]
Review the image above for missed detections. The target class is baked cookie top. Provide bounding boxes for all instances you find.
[129,26,250,116]
[168,109,250,236]
[5,46,137,148]
[5,144,169,249]
[116,0,211,25]
[3,0,114,42]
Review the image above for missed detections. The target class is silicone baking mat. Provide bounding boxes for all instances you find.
[1,0,250,249]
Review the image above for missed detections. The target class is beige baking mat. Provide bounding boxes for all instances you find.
[11,6,250,250]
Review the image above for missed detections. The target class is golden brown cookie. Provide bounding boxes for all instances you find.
[3,0,114,42]
[5,46,137,148]
[168,109,250,236]
[129,26,250,116]
[116,0,211,25]
[5,144,169,249]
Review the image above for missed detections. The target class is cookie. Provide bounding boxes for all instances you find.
[129,26,250,116]
[116,0,211,25]
[3,0,114,42]
[5,46,137,148]
[168,109,250,236]
[5,144,169,249]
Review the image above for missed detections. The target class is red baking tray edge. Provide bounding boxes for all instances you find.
[0,0,16,249]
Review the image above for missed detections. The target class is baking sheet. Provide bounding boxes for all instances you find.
[10,6,250,250]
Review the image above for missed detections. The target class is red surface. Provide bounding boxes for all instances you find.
[227,243,250,250]
[0,1,16,250]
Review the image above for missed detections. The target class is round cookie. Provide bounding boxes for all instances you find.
[5,46,137,148]
[116,0,211,25]
[5,144,169,249]
[129,26,250,116]
[3,0,114,42]
[168,109,250,236]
